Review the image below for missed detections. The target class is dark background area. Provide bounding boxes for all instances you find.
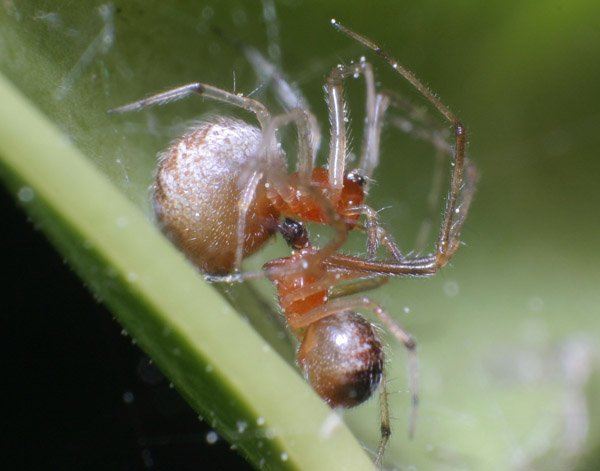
[2,185,250,470]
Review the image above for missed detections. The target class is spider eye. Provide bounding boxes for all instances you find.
[347,171,366,186]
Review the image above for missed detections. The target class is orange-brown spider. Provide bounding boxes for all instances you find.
[112,20,477,465]
[265,217,416,466]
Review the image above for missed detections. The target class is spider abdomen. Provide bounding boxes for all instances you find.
[297,311,384,408]
[153,117,280,275]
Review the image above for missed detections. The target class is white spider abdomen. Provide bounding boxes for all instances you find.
[153,117,280,274]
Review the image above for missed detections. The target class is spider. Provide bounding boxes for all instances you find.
[109,26,422,276]
[264,216,415,466]
[111,19,477,465]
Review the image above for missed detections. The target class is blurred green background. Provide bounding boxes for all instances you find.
[1,0,599,469]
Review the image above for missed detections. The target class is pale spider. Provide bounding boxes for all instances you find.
[111,19,477,466]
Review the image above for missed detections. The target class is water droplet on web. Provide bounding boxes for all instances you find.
[17,187,34,203]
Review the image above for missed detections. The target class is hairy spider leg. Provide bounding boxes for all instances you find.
[326,19,478,276]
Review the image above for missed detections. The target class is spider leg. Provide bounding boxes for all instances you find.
[325,160,477,276]
[261,108,318,180]
[350,78,460,255]
[382,90,454,252]
[325,59,380,198]
[337,59,463,257]
[331,20,477,275]
[109,82,272,128]
[244,47,322,175]
[234,168,266,271]
[375,369,391,468]
[244,45,307,110]
[344,205,403,260]
[413,149,446,254]
[329,274,389,299]
[323,61,403,262]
